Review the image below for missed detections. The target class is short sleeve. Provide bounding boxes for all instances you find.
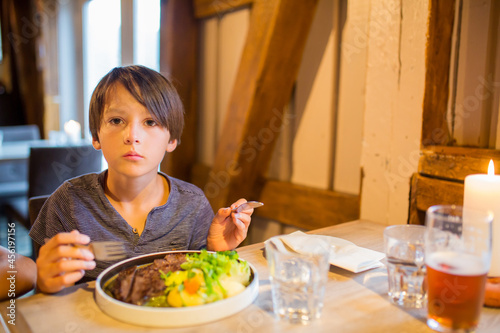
[29,187,71,246]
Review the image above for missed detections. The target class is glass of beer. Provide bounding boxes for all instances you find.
[425,205,492,332]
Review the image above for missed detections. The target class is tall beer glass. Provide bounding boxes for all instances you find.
[425,205,492,333]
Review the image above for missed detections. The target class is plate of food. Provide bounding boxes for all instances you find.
[95,250,259,327]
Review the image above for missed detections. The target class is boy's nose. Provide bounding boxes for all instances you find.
[124,124,141,144]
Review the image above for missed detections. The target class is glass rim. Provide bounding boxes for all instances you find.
[426,204,493,224]
[383,224,426,236]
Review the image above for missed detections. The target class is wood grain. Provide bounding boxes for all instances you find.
[257,180,360,230]
[419,146,500,181]
[421,0,455,146]
[193,0,253,18]
[159,0,199,181]
[207,0,319,209]
[408,173,463,225]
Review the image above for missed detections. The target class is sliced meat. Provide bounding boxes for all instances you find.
[121,253,188,305]
[110,265,137,301]
[161,252,188,271]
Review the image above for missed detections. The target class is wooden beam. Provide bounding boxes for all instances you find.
[421,0,455,146]
[159,0,198,181]
[193,0,253,18]
[419,145,500,181]
[207,0,319,209]
[409,173,463,224]
[192,162,358,230]
[257,180,360,230]
[414,175,463,211]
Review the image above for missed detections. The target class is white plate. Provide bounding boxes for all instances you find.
[95,250,259,327]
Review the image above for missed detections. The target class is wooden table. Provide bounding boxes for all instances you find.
[1,220,499,332]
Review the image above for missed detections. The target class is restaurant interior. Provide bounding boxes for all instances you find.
[0,0,499,331]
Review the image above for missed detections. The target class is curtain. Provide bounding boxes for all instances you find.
[0,0,45,134]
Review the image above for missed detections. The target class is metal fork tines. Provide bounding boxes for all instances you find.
[89,241,127,261]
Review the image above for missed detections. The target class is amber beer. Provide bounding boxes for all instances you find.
[426,251,488,331]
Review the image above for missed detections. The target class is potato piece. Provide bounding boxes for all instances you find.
[167,289,183,307]
[180,289,205,306]
[221,280,245,298]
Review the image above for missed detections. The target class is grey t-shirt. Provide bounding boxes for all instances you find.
[29,171,214,280]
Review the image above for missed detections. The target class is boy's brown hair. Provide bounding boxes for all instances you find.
[89,65,184,143]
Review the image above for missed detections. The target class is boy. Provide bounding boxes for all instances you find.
[30,65,254,294]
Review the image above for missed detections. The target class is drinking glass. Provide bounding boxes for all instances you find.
[384,225,426,308]
[265,236,330,324]
[425,205,492,333]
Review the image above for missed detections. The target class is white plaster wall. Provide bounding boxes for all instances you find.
[198,10,250,165]
[360,0,427,225]
[292,0,337,190]
[333,0,369,195]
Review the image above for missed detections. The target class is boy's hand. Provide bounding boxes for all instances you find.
[36,230,96,294]
[207,199,253,251]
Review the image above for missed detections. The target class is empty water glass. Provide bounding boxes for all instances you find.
[384,225,427,308]
[265,236,330,324]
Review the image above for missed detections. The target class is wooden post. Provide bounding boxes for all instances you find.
[206,0,319,209]
[159,0,199,181]
[421,0,456,146]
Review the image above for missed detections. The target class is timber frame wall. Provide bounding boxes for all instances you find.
[159,0,359,230]
[409,0,500,224]
[159,0,495,228]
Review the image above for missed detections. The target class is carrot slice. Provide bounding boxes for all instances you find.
[183,278,201,294]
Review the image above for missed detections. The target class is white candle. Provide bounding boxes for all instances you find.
[64,120,81,144]
[464,160,500,277]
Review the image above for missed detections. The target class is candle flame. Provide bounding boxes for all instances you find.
[488,160,495,176]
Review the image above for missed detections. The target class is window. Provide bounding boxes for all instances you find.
[83,0,121,132]
[57,0,161,140]
[447,0,500,148]
[134,0,160,70]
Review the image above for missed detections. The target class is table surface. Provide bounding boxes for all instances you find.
[0,140,95,199]
[1,220,499,333]
[0,140,91,161]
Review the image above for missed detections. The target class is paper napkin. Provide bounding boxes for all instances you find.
[279,231,385,273]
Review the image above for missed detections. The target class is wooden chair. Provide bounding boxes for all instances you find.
[27,195,50,258]
[4,145,102,231]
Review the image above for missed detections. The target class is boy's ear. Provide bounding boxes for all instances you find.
[92,137,102,150]
[166,139,177,152]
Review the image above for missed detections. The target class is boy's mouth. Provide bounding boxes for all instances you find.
[123,151,143,160]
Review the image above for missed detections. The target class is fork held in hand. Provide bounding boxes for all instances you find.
[232,201,264,213]
[87,241,127,261]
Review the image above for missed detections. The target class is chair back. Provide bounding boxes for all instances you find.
[28,195,50,258]
[0,125,40,142]
[28,145,102,197]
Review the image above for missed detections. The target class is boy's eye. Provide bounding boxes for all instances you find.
[145,119,157,127]
[109,118,123,125]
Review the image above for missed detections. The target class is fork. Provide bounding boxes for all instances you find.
[232,201,264,213]
[88,241,127,261]
[44,238,127,261]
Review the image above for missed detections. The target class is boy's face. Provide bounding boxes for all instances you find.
[92,83,177,179]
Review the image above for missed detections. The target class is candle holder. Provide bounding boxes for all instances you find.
[485,277,500,308]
